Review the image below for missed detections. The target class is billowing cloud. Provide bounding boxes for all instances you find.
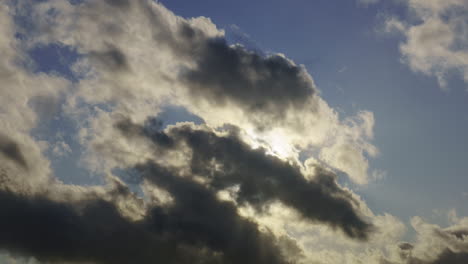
[385,0,468,89]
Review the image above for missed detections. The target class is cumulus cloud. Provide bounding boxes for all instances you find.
[384,0,468,89]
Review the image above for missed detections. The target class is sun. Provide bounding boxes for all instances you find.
[242,128,297,160]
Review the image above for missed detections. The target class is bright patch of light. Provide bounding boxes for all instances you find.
[241,127,297,160]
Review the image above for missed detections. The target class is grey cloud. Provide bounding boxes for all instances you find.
[402,250,468,264]
[138,163,292,264]
[385,227,468,264]
[71,0,316,122]
[0,181,291,264]
[118,120,373,240]
[0,188,178,264]
[398,242,414,260]
[104,0,129,8]
[182,38,315,117]
[424,249,468,264]
[449,229,468,240]
[0,134,28,169]
[133,0,316,119]
[115,117,175,149]
[89,45,129,72]
[398,242,414,251]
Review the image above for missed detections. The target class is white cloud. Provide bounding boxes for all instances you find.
[385,0,468,89]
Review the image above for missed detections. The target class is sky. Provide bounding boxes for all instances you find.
[0,0,468,264]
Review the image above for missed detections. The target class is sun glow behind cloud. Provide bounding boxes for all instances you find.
[241,127,298,161]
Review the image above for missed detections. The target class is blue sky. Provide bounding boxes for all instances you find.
[1,0,468,263]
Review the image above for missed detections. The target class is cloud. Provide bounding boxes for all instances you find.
[0,175,296,264]
[117,120,373,240]
[384,0,468,89]
[182,39,315,119]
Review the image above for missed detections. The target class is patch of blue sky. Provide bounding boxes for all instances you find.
[156,105,205,128]
[27,44,81,82]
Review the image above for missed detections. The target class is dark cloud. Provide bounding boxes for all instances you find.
[398,242,414,251]
[401,249,468,264]
[89,45,129,72]
[182,37,315,117]
[118,121,373,240]
[115,117,175,149]
[28,95,60,121]
[391,239,468,264]
[0,181,292,264]
[0,188,176,264]
[0,134,28,169]
[449,229,468,240]
[426,249,468,264]
[138,163,292,264]
[398,242,414,260]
